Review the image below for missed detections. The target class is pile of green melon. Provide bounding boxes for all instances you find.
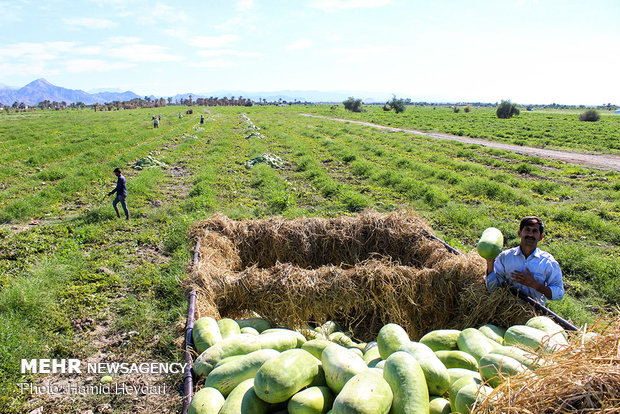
[189,315,576,414]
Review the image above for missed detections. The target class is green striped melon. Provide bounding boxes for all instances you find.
[398,341,450,395]
[449,375,482,411]
[491,345,545,369]
[240,327,259,335]
[219,378,268,414]
[454,383,495,414]
[420,329,461,352]
[302,338,332,360]
[254,349,321,403]
[236,318,271,333]
[457,328,501,362]
[383,351,429,414]
[478,324,506,345]
[321,343,368,394]
[476,227,503,260]
[192,317,222,354]
[447,368,482,387]
[526,316,568,344]
[217,318,241,339]
[194,333,260,377]
[434,350,478,371]
[188,387,225,414]
[479,353,528,387]
[363,346,382,368]
[332,371,393,414]
[377,323,410,359]
[288,386,335,414]
[504,325,566,354]
[204,349,280,396]
[256,329,301,351]
[429,396,451,414]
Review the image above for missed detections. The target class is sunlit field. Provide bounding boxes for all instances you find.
[1,105,618,412]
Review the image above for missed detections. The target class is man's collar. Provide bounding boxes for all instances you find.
[516,246,541,258]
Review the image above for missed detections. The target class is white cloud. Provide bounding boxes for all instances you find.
[0,62,55,78]
[0,42,77,61]
[63,59,135,73]
[187,59,235,68]
[105,36,143,45]
[149,3,190,23]
[196,49,261,58]
[0,38,181,75]
[88,0,126,7]
[286,38,313,51]
[517,0,539,6]
[189,34,239,48]
[213,17,239,31]
[0,0,23,24]
[63,17,117,29]
[108,44,182,62]
[325,45,402,63]
[164,28,188,38]
[309,0,392,11]
[72,45,104,56]
[236,0,254,11]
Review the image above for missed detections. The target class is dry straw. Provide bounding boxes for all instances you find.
[477,318,620,413]
[186,210,535,341]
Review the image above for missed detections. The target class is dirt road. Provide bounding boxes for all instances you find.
[300,114,620,172]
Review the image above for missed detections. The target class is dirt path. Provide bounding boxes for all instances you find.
[300,114,620,172]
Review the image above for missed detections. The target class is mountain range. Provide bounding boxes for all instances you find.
[0,79,397,106]
[0,79,140,106]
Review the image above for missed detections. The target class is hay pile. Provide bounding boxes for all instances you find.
[186,210,535,341]
[478,319,620,413]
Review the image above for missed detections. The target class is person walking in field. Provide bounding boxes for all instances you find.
[154,118,159,128]
[104,168,129,220]
[200,114,204,124]
[485,216,563,304]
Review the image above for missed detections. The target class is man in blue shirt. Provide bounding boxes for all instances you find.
[105,168,129,220]
[485,216,564,304]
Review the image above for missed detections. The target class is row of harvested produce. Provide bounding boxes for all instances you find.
[188,315,576,414]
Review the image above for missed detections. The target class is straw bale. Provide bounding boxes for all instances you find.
[477,318,620,413]
[186,210,536,340]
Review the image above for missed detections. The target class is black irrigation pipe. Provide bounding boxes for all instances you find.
[181,240,200,414]
[428,233,578,332]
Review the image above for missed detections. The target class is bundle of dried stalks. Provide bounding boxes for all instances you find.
[190,210,438,269]
[477,319,620,413]
[186,210,535,340]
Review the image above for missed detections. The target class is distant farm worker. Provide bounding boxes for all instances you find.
[200,115,205,124]
[485,216,563,304]
[104,168,129,220]
[154,118,159,128]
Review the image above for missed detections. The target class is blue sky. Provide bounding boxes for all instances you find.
[1,0,618,104]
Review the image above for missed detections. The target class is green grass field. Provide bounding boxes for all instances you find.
[0,105,618,412]
[306,105,620,154]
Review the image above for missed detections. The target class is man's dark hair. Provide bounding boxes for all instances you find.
[113,168,121,173]
[520,216,544,234]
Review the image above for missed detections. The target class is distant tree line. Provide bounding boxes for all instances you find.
[0,95,316,113]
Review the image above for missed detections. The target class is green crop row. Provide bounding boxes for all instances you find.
[301,105,620,154]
